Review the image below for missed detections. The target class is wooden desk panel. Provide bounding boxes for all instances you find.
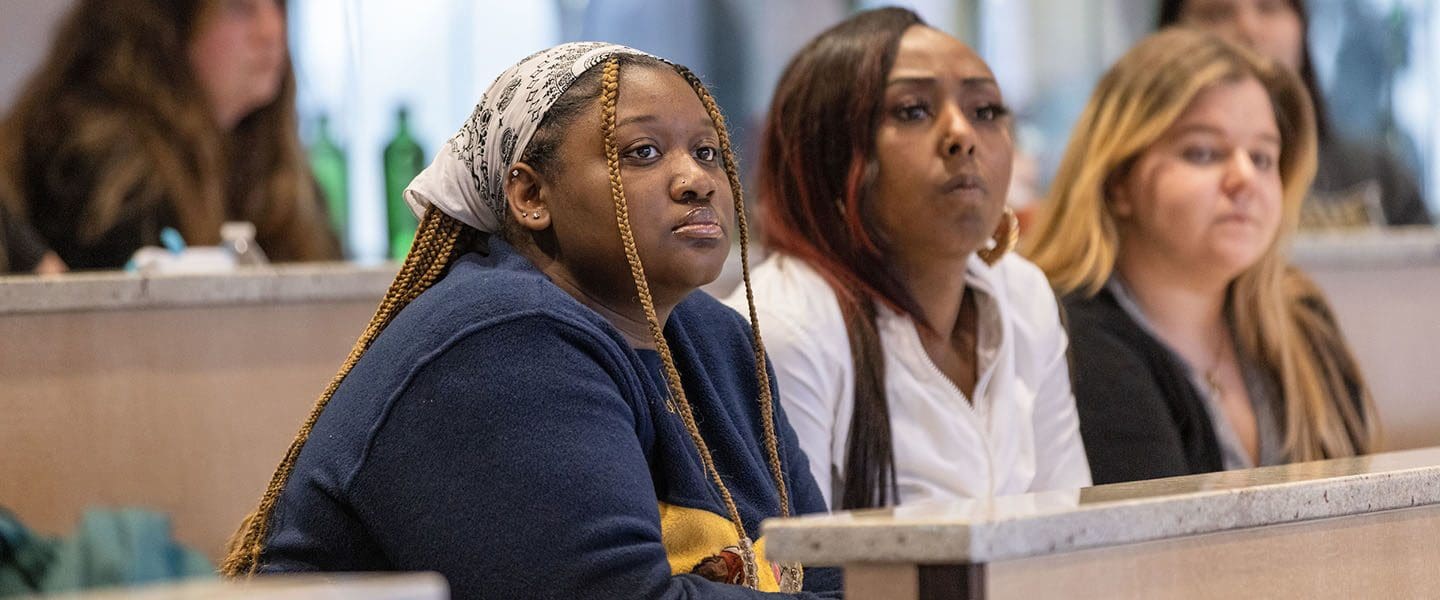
[0,300,375,560]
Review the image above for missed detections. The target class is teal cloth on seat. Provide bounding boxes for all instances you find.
[0,507,212,597]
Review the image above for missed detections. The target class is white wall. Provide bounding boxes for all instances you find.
[0,0,75,111]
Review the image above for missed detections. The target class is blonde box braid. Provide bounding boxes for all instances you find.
[683,63,806,593]
[221,206,473,577]
[599,58,802,592]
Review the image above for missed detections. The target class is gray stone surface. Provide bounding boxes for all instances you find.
[764,447,1440,565]
[0,263,396,314]
[1291,227,1440,270]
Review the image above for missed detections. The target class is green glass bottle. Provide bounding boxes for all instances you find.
[309,114,349,254]
[383,106,424,260]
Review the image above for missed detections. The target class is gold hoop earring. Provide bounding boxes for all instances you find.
[977,205,1018,266]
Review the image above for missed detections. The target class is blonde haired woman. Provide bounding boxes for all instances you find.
[1027,28,1377,484]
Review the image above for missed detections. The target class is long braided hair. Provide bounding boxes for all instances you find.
[222,55,796,584]
[221,206,473,575]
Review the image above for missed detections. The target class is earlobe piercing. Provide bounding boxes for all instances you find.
[531,211,541,220]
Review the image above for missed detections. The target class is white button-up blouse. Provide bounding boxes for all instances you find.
[725,252,1091,508]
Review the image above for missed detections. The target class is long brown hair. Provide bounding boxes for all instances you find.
[223,55,799,588]
[0,0,335,262]
[1026,29,1377,461]
[756,7,924,509]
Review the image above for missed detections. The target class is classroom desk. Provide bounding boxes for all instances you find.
[764,446,1440,599]
[2,227,1437,565]
[0,263,394,561]
[34,572,446,599]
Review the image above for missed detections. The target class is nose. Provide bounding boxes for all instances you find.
[670,155,717,203]
[939,103,977,159]
[1221,150,1258,199]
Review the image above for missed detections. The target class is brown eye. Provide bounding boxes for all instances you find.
[894,102,931,122]
[695,146,718,162]
[624,145,660,161]
[1250,151,1277,171]
[974,103,1010,122]
[1181,146,1224,164]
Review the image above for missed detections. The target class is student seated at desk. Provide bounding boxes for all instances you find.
[222,43,839,598]
[1026,29,1379,485]
[727,8,1091,510]
[0,0,337,271]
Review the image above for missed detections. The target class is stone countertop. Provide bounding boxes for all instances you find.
[0,262,397,315]
[763,446,1440,566]
[1291,226,1440,269]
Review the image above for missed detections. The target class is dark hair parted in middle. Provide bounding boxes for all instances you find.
[757,7,924,510]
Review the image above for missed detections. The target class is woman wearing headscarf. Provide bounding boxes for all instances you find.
[220,43,839,598]
[728,8,1090,510]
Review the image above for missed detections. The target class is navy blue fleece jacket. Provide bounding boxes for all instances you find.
[259,237,841,598]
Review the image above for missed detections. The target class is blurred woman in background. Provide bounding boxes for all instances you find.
[0,0,337,271]
[1159,0,1431,227]
[1027,29,1377,485]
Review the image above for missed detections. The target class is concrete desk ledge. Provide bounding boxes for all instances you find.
[1292,226,1440,269]
[31,572,447,599]
[764,446,1440,565]
[0,262,397,315]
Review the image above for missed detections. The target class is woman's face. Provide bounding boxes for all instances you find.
[871,26,1013,264]
[189,0,288,129]
[533,66,733,303]
[1180,0,1305,71]
[1113,77,1285,283]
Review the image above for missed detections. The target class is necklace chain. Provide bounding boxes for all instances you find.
[1204,329,1227,399]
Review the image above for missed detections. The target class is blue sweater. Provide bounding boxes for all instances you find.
[260,238,841,598]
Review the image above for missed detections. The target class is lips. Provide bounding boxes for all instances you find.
[1216,212,1255,225]
[672,206,725,240]
[941,173,986,196]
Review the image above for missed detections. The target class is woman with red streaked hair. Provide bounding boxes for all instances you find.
[724,7,1089,510]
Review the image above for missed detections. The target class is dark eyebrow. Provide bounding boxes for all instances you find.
[615,114,658,128]
[886,76,998,89]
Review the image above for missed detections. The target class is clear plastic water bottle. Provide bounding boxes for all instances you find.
[221,222,269,266]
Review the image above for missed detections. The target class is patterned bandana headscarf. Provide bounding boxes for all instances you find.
[404,42,660,233]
